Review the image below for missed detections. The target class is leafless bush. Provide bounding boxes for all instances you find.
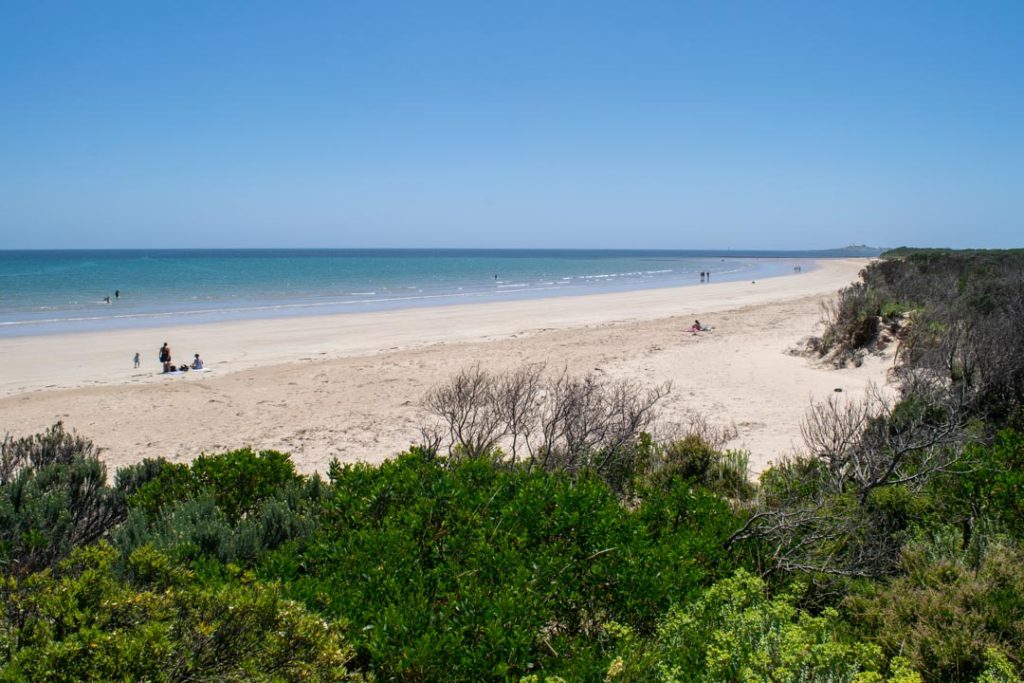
[421,365,670,488]
[422,365,506,459]
[801,383,966,503]
[538,371,669,482]
[729,383,967,578]
[799,392,875,487]
[416,424,445,459]
[493,364,545,463]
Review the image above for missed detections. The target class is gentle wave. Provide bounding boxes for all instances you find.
[0,282,594,327]
[0,250,815,335]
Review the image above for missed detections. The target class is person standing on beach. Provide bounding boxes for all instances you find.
[115,289,120,299]
[133,352,140,368]
[159,343,171,373]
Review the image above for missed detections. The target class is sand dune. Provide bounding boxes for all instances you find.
[0,258,890,475]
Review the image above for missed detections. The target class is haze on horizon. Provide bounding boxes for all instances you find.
[1,1,1021,251]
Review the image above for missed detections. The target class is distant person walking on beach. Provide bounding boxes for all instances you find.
[115,289,120,299]
[133,352,140,368]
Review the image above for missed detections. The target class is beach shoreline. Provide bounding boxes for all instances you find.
[0,258,889,476]
[0,250,814,338]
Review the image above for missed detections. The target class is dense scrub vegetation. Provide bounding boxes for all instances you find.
[3,249,1024,681]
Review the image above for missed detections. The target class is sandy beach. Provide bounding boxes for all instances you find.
[0,258,890,475]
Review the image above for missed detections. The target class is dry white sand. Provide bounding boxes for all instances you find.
[0,258,891,475]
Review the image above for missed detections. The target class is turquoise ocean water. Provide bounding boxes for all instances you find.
[0,249,823,337]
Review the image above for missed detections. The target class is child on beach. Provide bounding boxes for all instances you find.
[133,352,140,368]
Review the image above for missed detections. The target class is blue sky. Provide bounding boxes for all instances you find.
[1,1,1021,249]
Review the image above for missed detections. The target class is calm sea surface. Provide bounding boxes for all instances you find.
[0,249,823,336]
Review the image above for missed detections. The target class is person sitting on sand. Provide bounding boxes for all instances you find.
[191,353,204,370]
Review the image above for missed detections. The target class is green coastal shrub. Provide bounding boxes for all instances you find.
[261,451,743,681]
[937,430,1024,539]
[847,539,1024,682]
[128,448,299,523]
[808,250,1024,420]
[977,649,1023,683]
[0,543,361,682]
[117,455,325,569]
[0,424,141,576]
[643,435,755,500]
[605,569,887,682]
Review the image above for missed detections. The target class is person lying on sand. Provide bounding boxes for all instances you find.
[687,320,714,335]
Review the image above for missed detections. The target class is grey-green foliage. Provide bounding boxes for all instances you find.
[0,423,146,576]
[0,421,100,482]
[115,477,324,567]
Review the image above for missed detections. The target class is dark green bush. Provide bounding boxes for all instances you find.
[643,435,755,500]
[130,448,299,524]
[260,451,744,681]
[937,430,1024,540]
[190,449,299,523]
